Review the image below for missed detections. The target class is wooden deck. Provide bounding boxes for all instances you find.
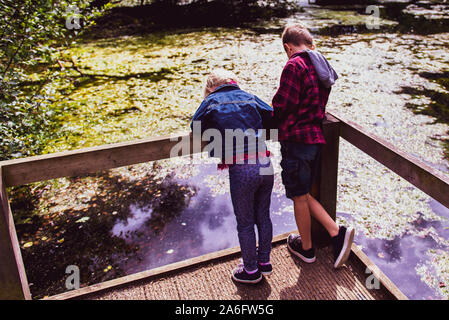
[46,234,406,300]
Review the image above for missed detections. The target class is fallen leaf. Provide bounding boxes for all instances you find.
[23,242,33,248]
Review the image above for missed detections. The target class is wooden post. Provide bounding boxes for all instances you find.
[0,166,31,300]
[311,114,340,247]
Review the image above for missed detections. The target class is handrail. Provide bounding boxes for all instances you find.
[0,114,335,188]
[333,113,449,209]
[2,113,448,209]
[0,132,194,188]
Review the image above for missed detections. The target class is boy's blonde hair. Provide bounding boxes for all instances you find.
[204,68,238,98]
[282,23,314,48]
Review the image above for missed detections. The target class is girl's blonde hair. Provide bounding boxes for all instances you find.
[204,68,238,98]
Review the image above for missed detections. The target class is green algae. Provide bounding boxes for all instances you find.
[37,28,263,153]
[401,71,449,158]
[416,249,449,299]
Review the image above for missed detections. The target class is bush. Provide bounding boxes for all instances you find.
[0,0,111,160]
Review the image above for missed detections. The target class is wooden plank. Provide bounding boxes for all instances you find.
[312,114,340,247]
[0,118,338,188]
[0,167,32,300]
[350,244,408,300]
[334,114,449,209]
[43,232,294,300]
[0,132,195,187]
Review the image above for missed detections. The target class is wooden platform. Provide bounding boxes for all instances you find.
[4,113,434,300]
[47,234,406,300]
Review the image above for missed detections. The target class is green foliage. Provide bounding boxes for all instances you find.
[0,0,111,160]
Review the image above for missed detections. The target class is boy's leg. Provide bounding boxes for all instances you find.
[280,142,319,251]
[280,142,354,267]
[292,194,312,250]
[307,194,339,238]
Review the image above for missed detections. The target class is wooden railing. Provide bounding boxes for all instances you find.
[1,112,448,300]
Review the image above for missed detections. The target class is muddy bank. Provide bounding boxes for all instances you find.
[85,0,297,39]
[85,0,449,39]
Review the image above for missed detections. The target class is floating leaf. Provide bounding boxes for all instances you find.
[76,217,90,223]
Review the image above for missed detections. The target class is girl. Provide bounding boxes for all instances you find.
[191,68,275,284]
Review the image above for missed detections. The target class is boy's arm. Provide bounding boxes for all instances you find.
[272,62,302,125]
[253,95,276,130]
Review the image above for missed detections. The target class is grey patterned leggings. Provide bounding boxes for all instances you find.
[228,159,274,271]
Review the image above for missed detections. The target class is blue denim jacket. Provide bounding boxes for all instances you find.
[190,84,274,160]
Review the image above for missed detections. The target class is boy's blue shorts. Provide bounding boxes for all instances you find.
[280,141,322,199]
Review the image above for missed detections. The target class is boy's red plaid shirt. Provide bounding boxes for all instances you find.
[272,51,331,144]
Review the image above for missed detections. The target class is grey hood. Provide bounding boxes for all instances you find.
[306,49,338,88]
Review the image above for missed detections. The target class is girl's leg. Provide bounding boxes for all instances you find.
[229,165,258,272]
[254,169,274,264]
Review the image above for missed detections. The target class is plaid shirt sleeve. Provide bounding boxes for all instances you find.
[272,61,302,124]
[272,54,327,144]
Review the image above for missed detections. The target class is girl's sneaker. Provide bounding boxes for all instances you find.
[232,265,262,284]
[258,262,273,275]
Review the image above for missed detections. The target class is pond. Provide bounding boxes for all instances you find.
[108,152,295,276]
[9,0,449,299]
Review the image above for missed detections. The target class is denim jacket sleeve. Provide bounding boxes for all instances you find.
[253,95,276,130]
[190,99,209,131]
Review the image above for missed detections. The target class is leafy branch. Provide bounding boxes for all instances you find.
[0,0,113,160]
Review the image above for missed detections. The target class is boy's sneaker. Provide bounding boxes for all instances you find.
[332,226,355,269]
[287,234,316,263]
[232,265,262,284]
[258,262,273,275]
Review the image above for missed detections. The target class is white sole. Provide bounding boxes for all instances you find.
[261,270,272,276]
[232,274,263,284]
[287,242,316,263]
[334,227,355,269]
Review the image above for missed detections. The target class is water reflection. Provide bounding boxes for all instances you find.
[340,199,449,300]
[111,163,296,275]
[12,165,197,299]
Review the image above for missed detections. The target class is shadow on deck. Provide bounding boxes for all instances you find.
[86,245,389,300]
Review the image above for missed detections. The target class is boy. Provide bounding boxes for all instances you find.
[272,24,354,268]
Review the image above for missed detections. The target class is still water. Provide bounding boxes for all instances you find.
[110,157,295,276]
